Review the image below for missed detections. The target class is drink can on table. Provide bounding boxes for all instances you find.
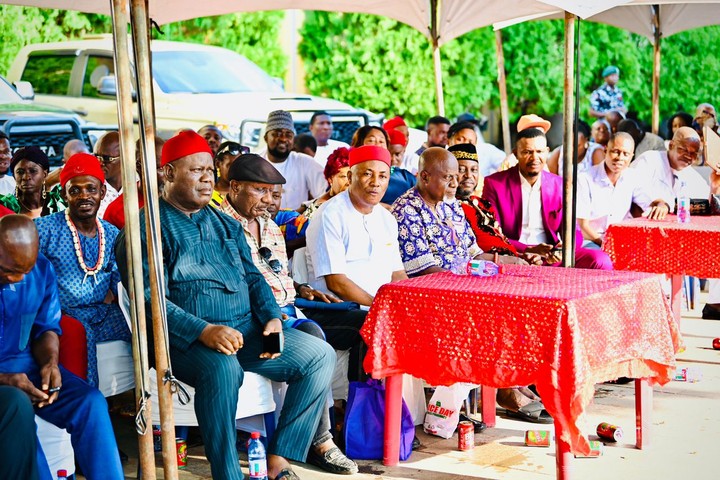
[458,421,475,450]
[176,438,188,469]
[525,430,552,447]
[596,422,623,442]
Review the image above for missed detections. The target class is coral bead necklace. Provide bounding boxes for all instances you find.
[64,209,105,284]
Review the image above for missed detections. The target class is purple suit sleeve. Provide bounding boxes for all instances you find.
[481,175,528,253]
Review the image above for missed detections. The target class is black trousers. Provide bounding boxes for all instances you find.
[300,307,368,382]
[0,386,39,480]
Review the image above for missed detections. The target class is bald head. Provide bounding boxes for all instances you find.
[0,215,39,284]
[63,139,89,164]
[95,131,119,154]
[672,126,701,142]
[418,147,456,174]
[668,127,702,171]
[418,147,459,203]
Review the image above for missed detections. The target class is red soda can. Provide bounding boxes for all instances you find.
[458,421,475,450]
[176,438,188,469]
[152,425,162,452]
[575,440,604,458]
[712,338,720,350]
[524,430,551,447]
[596,422,623,442]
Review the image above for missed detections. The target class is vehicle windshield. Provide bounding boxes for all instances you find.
[0,76,24,103]
[152,49,283,94]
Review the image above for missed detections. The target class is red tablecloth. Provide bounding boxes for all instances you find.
[604,215,720,278]
[361,266,682,455]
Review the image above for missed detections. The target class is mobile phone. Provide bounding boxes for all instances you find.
[262,331,284,355]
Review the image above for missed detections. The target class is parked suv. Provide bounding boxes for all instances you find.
[8,35,380,148]
[0,74,93,168]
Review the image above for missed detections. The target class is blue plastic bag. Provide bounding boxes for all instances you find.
[344,379,415,461]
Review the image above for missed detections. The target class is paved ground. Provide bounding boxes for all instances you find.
[111,291,719,479]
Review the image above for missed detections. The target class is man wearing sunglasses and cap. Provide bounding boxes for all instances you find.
[116,130,337,480]
[94,132,124,218]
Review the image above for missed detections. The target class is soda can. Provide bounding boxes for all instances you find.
[596,422,623,442]
[524,430,551,447]
[152,425,162,452]
[673,367,687,381]
[458,421,475,451]
[176,438,188,469]
[575,440,604,458]
[712,338,720,350]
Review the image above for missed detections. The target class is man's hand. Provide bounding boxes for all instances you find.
[297,284,341,303]
[260,318,283,360]
[525,243,554,257]
[198,324,243,355]
[0,373,48,405]
[38,362,62,407]
[643,200,670,220]
[497,255,529,266]
[520,252,544,266]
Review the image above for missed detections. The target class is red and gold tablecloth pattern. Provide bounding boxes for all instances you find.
[604,215,720,278]
[361,266,682,455]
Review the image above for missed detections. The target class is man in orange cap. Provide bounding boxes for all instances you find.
[117,130,336,480]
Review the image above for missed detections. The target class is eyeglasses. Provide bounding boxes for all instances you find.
[258,246,282,273]
[215,142,250,159]
[96,154,121,164]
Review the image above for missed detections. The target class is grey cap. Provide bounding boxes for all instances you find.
[265,110,296,134]
[227,153,286,185]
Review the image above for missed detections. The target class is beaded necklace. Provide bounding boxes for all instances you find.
[64,209,105,284]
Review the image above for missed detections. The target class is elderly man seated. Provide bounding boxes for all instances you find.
[0,215,123,479]
[35,153,131,387]
[483,128,613,270]
[116,131,338,480]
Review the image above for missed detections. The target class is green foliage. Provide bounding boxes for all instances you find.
[162,12,287,79]
[299,11,496,127]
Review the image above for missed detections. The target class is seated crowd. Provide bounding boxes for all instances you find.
[1,96,719,480]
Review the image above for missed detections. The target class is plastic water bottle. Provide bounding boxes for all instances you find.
[247,432,268,480]
[452,259,499,276]
[57,470,68,480]
[676,180,690,223]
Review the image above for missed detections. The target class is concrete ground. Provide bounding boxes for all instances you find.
[110,290,719,480]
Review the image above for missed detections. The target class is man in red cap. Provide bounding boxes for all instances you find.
[116,130,336,480]
[35,152,131,388]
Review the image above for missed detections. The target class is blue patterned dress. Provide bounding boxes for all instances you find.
[35,212,131,386]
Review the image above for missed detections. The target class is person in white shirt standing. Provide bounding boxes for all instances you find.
[263,110,327,210]
[309,111,349,168]
[577,132,669,248]
[0,133,16,196]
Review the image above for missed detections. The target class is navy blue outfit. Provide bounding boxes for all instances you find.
[381,167,417,205]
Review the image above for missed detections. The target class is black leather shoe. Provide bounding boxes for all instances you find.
[412,435,421,450]
[459,413,487,433]
[702,304,720,320]
[306,446,358,475]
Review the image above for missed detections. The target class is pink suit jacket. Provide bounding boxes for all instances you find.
[481,166,581,253]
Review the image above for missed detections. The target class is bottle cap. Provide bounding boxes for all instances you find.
[250,431,261,439]
[57,470,68,477]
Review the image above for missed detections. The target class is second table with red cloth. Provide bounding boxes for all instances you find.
[604,215,720,278]
[361,266,682,455]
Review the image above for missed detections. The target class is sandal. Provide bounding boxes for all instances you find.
[505,400,553,424]
[275,468,301,480]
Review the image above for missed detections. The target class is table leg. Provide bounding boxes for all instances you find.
[383,374,403,466]
[670,274,683,328]
[481,385,496,427]
[635,378,653,449]
[554,419,574,480]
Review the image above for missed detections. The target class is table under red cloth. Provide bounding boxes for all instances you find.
[361,266,682,457]
[604,215,720,278]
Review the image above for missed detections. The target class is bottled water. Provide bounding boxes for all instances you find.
[676,180,690,224]
[248,432,268,480]
[452,259,500,276]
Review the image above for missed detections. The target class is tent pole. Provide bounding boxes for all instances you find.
[495,29,511,154]
[561,12,576,269]
[430,0,445,116]
[129,0,179,477]
[652,5,661,135]
[108,0,157,477]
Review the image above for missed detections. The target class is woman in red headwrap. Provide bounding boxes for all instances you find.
[298,146,351,219]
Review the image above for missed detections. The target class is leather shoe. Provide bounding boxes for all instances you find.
[702,304,720,320]
[306,446,358,475]
[459,413,487,433]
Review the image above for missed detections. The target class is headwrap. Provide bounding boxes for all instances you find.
[448,143,478,162]
[265,110,296,134]
[387,129,408,147]
[324,147,350,181]
[517,114,551,133]
[227,154,286,184]
[161,130,213,167]
[348,145,391,167]
[9,146,50,172]
[383,116,407,132]
[60,153,105,187]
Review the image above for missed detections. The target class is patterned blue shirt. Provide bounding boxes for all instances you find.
[35,212,122,326]
[590,83,625,113]
[0,253,62,375]
[390,188,481,275]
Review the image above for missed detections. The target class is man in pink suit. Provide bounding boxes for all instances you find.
[482,128,612,270]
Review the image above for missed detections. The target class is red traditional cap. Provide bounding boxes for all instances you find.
[387,129,408,147]
[161,130,213,167]
[60,153,105,188]
[348,145,391,167]
[383,116,407,131]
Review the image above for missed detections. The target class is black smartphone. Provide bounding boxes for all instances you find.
[262,331,284,355]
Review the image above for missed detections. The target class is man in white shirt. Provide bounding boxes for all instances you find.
[0,133,16,196]
[263,110,327,210]
[309,111,349,168]
[577,132,669,247]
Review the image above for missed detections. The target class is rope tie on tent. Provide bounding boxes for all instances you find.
[134,390,152,435]
[164,369,191,405]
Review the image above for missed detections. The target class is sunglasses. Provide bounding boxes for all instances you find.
[96,154,121,164]
[258,246,282,273]
[216,142,250,159]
